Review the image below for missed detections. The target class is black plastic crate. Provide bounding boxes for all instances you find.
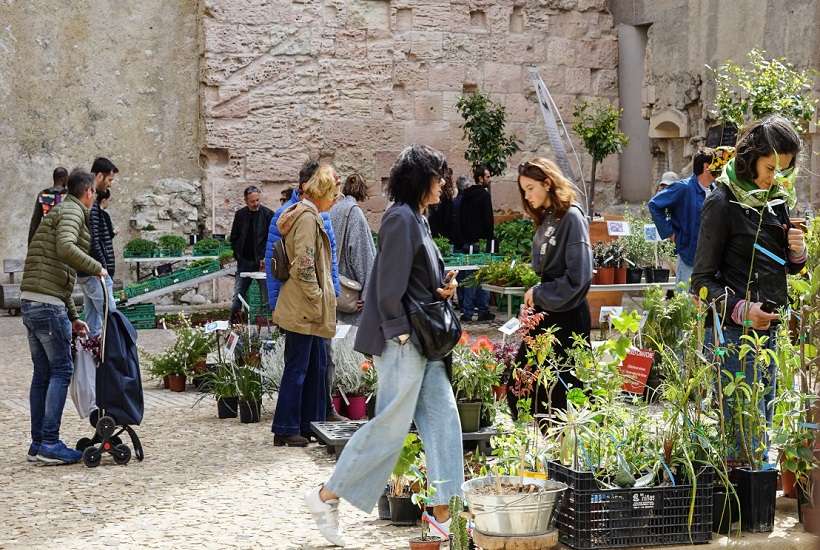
[548,461,713,549]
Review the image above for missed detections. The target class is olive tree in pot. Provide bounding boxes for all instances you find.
[621,214,651,283]
[388,434,424,526]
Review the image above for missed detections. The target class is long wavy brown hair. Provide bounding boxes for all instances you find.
[517,157,576,224]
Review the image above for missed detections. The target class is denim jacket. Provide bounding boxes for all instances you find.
[647,174,710,266]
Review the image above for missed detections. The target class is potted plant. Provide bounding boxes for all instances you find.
[591,241,614,285]
[495,218,535,261]
[124,237,158,258]
[409,472,443,550]
[610,240,627,284]
[388,434,424,526]
[448,496,470,550]
[165,352,187,392]
[199,361,239,419]
[157,234,187,257]
[647,239,674,283]
[452,343,499,433]
[723,331,779,533]
[235,365,262,423]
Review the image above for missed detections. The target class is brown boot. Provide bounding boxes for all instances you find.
[274,434,309,447]
[327,408,349,422]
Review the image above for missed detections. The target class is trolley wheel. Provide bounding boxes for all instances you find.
[75,437,94,452]
[82,446,102,468]
[112,444,131,465]
[96,416,117,440]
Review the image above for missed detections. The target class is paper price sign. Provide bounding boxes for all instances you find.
[334,324,352,340]
[204,320,229,334]
[643,224,661,242]
[607,220,631,237]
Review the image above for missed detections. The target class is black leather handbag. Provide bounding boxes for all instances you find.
[403,294,461,361]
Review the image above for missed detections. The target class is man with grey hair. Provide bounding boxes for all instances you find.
[229,186,274,322]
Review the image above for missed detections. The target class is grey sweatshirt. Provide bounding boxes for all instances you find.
[531,203,593,312]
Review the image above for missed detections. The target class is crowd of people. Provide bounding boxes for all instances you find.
[16,113,810,546]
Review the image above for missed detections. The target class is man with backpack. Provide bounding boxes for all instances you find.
[21,169,106,465]
[28,167,68,244]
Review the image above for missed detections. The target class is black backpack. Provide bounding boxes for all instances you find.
[271,238,290,281]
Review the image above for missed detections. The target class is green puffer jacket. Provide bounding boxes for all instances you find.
[21,194,102,321]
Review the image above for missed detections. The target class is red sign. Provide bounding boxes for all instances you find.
[620,349,654,394]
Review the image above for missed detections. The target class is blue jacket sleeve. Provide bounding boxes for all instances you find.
[647,182,686,239]
[322,212,341,297]
[264,210,283,308]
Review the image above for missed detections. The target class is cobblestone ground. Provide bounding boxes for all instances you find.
[0,316,817,549]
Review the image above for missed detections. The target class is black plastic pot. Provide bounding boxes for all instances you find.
[378,488,391,520]
[239,399,261,423]
[651,268,670,283]
[217,397,238,419]
[626,268,643,284]
[388,495,421,526]
[366,395,377,420]
[712,484,739,534]
[732,468,777,533]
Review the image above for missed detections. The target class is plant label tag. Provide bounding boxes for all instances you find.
[334,324,351,339]
[643,224,661,242]
[620,349,654,394]
[224,331,239,356]
[607,220,631,236]
[204,320,229,334]
[599,306,623,325]
[499,317,521,335]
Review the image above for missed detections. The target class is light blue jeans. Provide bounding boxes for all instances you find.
[675,258,693,288]
[325,339,464,512]
[80,275,116,337]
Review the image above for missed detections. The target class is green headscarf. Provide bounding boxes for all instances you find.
[717,157,797,210]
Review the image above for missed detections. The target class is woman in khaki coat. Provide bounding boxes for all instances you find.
[272,165,338,447]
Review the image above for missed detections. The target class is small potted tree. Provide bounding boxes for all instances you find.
[621,217,649,284]
[410,472,444,550]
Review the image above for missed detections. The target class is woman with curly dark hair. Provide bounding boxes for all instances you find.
[304,145,462,546]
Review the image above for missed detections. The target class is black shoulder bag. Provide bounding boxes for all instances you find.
[402,218,461,361]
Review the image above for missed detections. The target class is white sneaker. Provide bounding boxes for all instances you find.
[304,486,346,547]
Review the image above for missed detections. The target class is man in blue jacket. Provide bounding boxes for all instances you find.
[265,160,344,421]
[648,148,718,286]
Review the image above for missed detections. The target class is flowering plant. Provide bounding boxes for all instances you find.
[452,331,501,402]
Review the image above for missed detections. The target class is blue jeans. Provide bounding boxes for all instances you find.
[458,271,489,316]
[272,331,327,436]
[675,258,693,288]
[326,340,464,512]
[22,301,74,444]
[80,275,116,337]
[712,324,776,462]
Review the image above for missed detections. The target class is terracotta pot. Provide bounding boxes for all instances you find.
[614,266,627,285]
[332,394,344,416]
[492,384,508,400]
[804,505,820,534]
[167,373,186,392]
[193,360,207,374]
[409,536,443,550]
[782,469,797,499]
[597,267,615,285]
[162,375,170,389]
[346,395,368,420]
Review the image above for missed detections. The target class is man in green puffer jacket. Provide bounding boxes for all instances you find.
[21,169,107,465]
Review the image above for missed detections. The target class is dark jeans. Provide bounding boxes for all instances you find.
[22,301,73,444]
[326,338,336,414]
[272,331,328,436]
[458,271,489,316]
[508,299,591,419]
[711,324,776,461]
[231,274,268,317]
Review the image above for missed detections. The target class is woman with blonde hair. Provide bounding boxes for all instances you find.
[510,158,593,418]
[271,164,339,447]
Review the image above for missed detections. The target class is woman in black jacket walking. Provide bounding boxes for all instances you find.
[692,116,805,457]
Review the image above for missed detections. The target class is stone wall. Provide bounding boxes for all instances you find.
[199,0,620,233]
[0,0,201,276]
[611,0,820,210]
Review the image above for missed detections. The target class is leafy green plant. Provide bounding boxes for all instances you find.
[410,470,439,541]
[198,361,238,400]
[389,434,423,497]
[192,237,228,255]
[218,250,235,266]
[456,90,519,177]
[494,219,534,260]
[124,238,157,258]
[621,213,652,268]
[157,234,188,253]
[451,346,500,403]
[572,100,628,216]
[235,365,263,402]
[469,259,539,288]
[708,48,817,133]
[432,236,452,256]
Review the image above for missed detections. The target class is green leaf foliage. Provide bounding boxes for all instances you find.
[456,90,519,176]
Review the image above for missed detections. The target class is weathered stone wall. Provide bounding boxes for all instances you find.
[0,0,200,277]
[611,0,820,210]
[199,0,620,232]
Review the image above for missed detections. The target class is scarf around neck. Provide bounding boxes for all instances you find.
[718,157,795,210]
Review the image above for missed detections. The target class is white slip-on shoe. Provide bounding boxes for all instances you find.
[304,486,346,547]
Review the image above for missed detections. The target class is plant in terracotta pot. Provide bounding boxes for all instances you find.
[388,434,424,525]
[410,472,443,550]
[609,239,627,284]
[591,241,612,284]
